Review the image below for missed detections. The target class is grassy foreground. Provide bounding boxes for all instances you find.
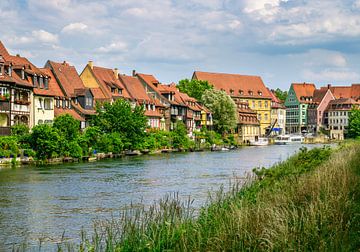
[42,142,360,251]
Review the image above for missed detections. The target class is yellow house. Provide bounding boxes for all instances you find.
[192,71,272,135]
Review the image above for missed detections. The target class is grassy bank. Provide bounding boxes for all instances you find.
[31,142,360,251]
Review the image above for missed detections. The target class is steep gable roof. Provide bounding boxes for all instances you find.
[193,71,272,99]
[46,60,86,97]
[34,68,65,97]
[291,83,316,103]
[91,66,131,99]
[119,75,151,103]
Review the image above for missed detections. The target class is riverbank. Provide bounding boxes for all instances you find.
[40,141,358,251]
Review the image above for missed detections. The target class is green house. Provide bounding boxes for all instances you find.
[285,83,316,134]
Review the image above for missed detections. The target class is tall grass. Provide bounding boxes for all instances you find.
[22,143,360,251]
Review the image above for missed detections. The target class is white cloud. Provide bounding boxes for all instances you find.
[32,30,59,44]
[98,41,128,53]
[61,22,88,33]
[303,69,360,82]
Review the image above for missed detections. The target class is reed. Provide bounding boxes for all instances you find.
[22,142,360,251]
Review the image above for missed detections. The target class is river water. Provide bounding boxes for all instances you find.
[0,144,327,249]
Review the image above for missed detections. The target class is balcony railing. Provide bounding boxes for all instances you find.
[14,99,31,105]
[0,127,10,136]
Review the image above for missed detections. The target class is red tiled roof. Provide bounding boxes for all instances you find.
[351,84,360,99]
[292,83,316,103]
[329,86,351,99]
[193,71,272,99]
[119,75,152,103]
[71,102,96,115]
[144,110,162,117]
[0,41,10,57]
[47,61,86,97]
[91,66,131,99]
[89,87,107,100]
[55,107,84,121]
[312,88,327,103]
[328,97,359,106]
[33,68,65,97]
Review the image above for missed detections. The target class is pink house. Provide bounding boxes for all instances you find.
[314,86,335,130]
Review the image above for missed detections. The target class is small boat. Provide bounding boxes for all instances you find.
[249,137,269,146]
[274,135,304,145]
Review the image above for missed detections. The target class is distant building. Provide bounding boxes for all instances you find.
[192,71,272,135]
[285,83,316,134]
[327,98,360,140]
[268,89,286,135]
[234,100,260,142]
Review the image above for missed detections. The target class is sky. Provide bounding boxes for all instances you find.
[1,0,360,90]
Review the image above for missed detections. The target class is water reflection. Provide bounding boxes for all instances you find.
[0,144,327,248]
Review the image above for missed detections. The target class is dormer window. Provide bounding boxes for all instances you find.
[239,89,243,95]
[248,90,253,96]
[33,75,38,87]
[118,88,122,94]
[21,69,25,80]
[111,87,116,93]
[8,65,12,76]
[258,91,262,96]
[39,76,44,88]
[44,77,49,89]
[230,89,234,95]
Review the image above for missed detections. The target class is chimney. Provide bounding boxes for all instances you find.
[327,84,331,89]
[132,69,136,77]
[62,60,69,66]
[88,60,93,69]
[16,54,20,57]
[113,68,119,79]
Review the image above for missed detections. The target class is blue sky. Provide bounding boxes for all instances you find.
[1,0,360,90]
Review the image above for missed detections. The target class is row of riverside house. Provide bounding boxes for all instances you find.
[2,39,358,141]
[285,83,360,139]
[0,41,212,136]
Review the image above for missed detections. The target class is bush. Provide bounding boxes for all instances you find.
[30,124,61,160]
[0,136,20,158]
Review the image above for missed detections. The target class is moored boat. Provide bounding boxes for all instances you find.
[249,137,269,146]
[274,135,304,145]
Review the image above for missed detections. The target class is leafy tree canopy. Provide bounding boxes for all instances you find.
[53,114,80,141]
[30,124,61,160]
[201,89,238,134]
[178,79,213,101]
[274,88,288,102]
[348,108,360,138]
[93,99,148,149]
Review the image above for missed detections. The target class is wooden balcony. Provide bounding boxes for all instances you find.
[0,127,10,136]
[14,99,31,105]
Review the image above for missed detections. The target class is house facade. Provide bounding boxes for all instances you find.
[192,71,272,135]
[268,89,286,135]
[327,98,359,140]
[285,83,316,134]
[234,100,260,142]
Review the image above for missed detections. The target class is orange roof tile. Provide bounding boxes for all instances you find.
[71,102,96,115]
[144,110,162,117]
[119,75,152,103]
[55,107,84,121]
[193,71,272,99]
[33,68,65,97]
[91,66,131,99]
[329,86,352,99]
[47,61,86,97]
[292,83,316,103]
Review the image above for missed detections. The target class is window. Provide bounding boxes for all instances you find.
[258,101,262,108]
[44,120,52,124]
[44,78,49,89]
[118,88,122,94]
[230,89,234,95]
[111,87,115,93]
[85,96,92,107]
[264,113,268,121]
[33,75,38,86]
[39,77,43,88]
[0,87,9,96]
[56,99,60,108]
[21,69,25,80]
[38,120,43,125]
[265,101,268,108]
[258,114,262,121]
[258,91,262,96]
[44,99,52,110]
[239,90,243,95]
[62,99,66,108]
[252,101,255,108]
[249,90,253,95]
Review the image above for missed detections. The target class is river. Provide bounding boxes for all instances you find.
[0,144,328,249]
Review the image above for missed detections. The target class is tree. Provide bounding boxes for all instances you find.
[178,79,213,101]
[93,99,148,149]
[30,124,61,160]
[201,89,238,133]
[348,108,360,138]
[171,121,190,149]
[53,114,80,140]
[274,88,288,102]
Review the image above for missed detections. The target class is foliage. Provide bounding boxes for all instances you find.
[171,121,191,149]
[93,99,148,149]
[201,89,238,134]
[177,79,213,101]
[348,108,360,138]
[274,88,288,102]
[142,129,172,150]
[53,114,80,141]
[0,136,20,157]
[11,124,29,136]
[29,124,61,160]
